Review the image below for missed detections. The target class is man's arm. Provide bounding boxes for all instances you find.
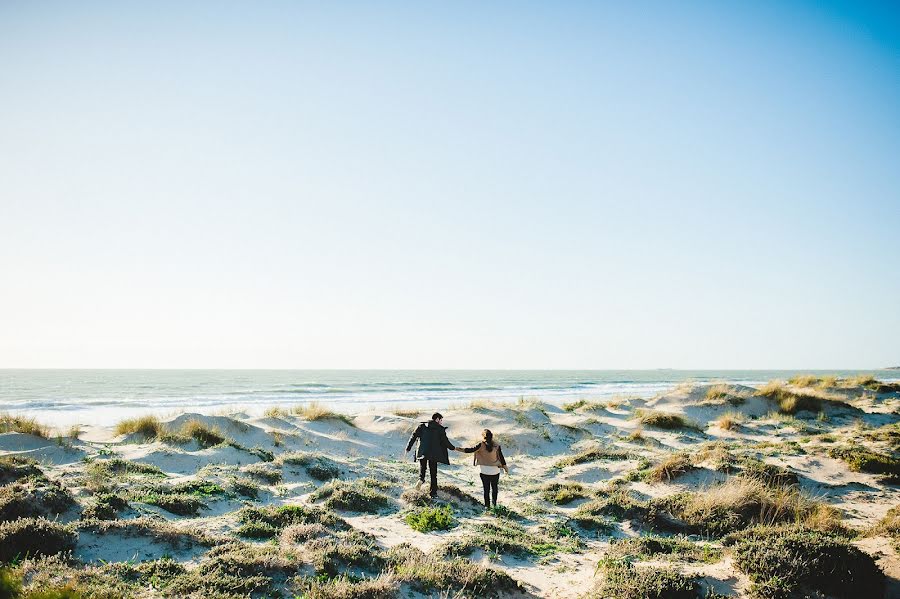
[405,425,422,452]
[442,429,455,450]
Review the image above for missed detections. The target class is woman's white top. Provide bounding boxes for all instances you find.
[479,465,501,475]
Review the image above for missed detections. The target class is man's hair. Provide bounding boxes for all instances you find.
[431,412,443,421]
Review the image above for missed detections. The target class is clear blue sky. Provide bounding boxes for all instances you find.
[1,1,898,369]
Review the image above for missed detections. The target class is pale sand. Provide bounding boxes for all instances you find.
[1,380,898,598]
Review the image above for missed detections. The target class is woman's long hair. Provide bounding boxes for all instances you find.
[482,429,494,451]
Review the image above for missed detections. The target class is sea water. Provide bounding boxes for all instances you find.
[1,369,897,427]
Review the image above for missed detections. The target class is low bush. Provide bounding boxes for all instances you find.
[0,456,42,485]
[0,476,75,523]
[540,481,589,504]
[738,458,799,488]
[304,529,384,576]
[279,452,341,480]
[293,573,397,599]
[237,503,347,539]
[590,559,700,599]
[605,535,720,562]
[405,505,456,532]
[241,463,282,484]
[0,518,76,562]
[828,445,900,478]
[133,492,205,516]
[386,543,522,597]
[729,526,884,599]
[309,478,392,513]
[442,518,580,558]
[80,493,128,520]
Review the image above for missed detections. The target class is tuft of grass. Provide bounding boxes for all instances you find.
[715,411,746,431]
[405,504,456,532]
[572,488,647,529]
[648,478,842,537]
[308,478,392,513]
[738,458,799,488]
[80,493,128,521]
[279,452,341,481]
[0,518,76,562]
[705,383,732,401]
[386,543,522,597]
[0,413,50,438]
[646,453,694,483]
[540,482,590,504]
[634,410,698,430]
[133,493,205,516]
[241,463,282,484]
[237,503,347,539]
[442,518,581,558]
[180,420,226,448]
[554,445,631,469]
[728,526,884,599]
[292,402,355,426]
[114,414,163,438]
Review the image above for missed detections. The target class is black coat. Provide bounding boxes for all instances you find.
[406,421,455,464]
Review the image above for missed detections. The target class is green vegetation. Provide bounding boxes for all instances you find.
[387,543,522,597]
[443,518,581,558]
[294,574,396,599]
[133,492,205,516]
[828,445,900,479]
[279,451,342,480]
[590,559,701,599]
[540,481,589,504]
[738,458,799,488]
[0,475,75,523]
[237,503,347,539]
[405,505,456,532]
[241,463,282,484]
[0,519,76,563]
[86,458,165,478]
[308,478,393,513]
[180,419,227,448]
[80,493,128,521]
[0,457,42,485]
[605,535,721,563]
[728,526,884,599]
[553,445,631,469]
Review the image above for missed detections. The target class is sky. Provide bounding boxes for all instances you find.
[1,1,898,369]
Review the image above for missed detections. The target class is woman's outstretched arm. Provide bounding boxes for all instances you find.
[456,442,481,453]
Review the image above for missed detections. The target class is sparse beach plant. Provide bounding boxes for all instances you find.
[241,463,282,484]
[0,518,76,562]
[715,411,745,430]
[114,414,163,438]
[292,402,355,426]
[591,558,700,599]
[554,445,630,469]
[180,419,226,448]
[405,504,456,532]
[828,445,900,479]
[646,453,694,483]
[0,413,50,438]
[634,410,697,430]
[540,482,589,504]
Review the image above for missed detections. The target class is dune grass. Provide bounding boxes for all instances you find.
[715,411,746,431]
[115,415,164,438]
[646,453,694,483]
[591,559,700,599]
[0,413,50,438]
[828,444,900,479]
[634,409,698,430]
[553,445,631,469]
[650,478,842,537]
[292,402,355,426]
[540,482,590,504]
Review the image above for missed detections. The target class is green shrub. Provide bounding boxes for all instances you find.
[309,479,392,513]
[293,573,396,599]
[0,456,42,485]
[80,493,128,521]
[828,445,900,478]
[241,463,282,484]
[590,559,700,599]
[304,529,384,576]
[443,519,579,558]
[738,458,799,488]
[729,527,884,599]
[405,505,456,532]
[605,535,720,562]
[540,482,589,504]
[280,452,341,480]
[134,493,205,516]
[86,458,165,478]
[0,518,76,563]
[0,477,75,523]
[237,503,347,538]
[386,543,522,597]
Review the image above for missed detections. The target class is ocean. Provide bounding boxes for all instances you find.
[1,369,897,427]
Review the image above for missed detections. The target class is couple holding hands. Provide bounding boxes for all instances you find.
[405,412,509,509]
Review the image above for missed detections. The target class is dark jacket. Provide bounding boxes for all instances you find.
[460,442,507,467]
[406,420,455,464]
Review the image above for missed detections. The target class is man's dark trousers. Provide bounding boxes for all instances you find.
[419,458,438,496]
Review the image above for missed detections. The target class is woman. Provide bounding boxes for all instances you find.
[455,429,509,509]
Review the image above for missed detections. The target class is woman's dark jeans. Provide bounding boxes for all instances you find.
[480,472,499,507]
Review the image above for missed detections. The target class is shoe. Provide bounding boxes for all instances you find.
[415,480,424,490]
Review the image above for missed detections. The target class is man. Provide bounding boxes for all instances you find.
[405,412,456,497]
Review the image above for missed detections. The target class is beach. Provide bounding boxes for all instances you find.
[1,375,899,598]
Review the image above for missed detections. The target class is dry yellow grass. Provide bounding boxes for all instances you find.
[263,406,289,418]
[716,411,746,431]
[647,453,694,482]
[705,384,732,401]
[292,402,355,426]
[114,415,163,438]
[0,413,50,438]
